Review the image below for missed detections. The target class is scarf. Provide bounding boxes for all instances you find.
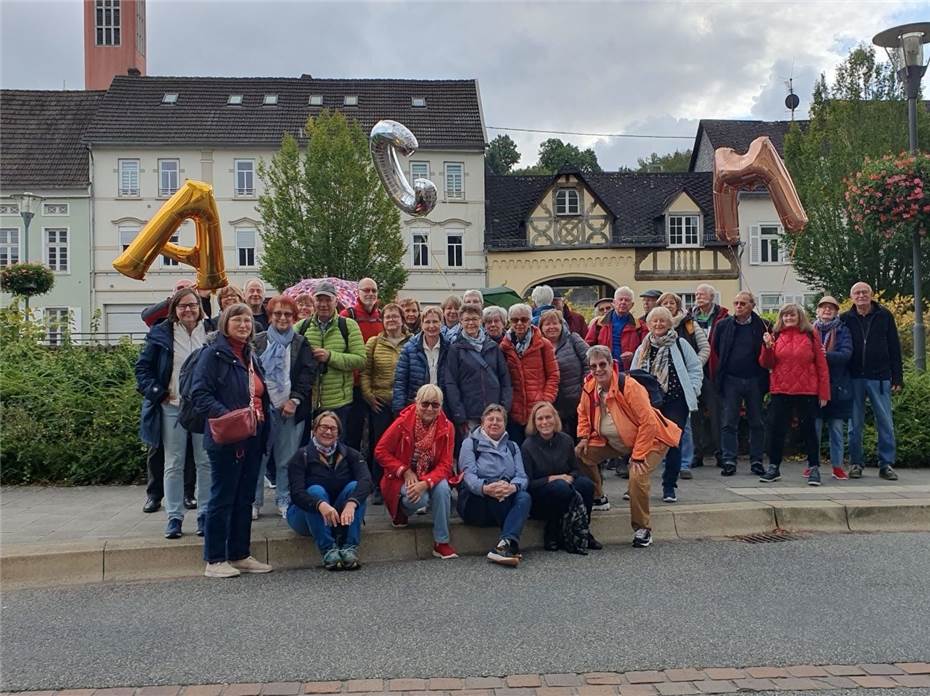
[412,416,439,477]
[815,317,841,353]
[463,327,486,350]
[312,435,337,459]
[633,329,678,393]
[260,324,294,401]
[670,310,687,328]
[508,327,533,356]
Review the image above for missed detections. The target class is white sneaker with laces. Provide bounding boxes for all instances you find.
[229,556,272,574]
[204,561,241,578]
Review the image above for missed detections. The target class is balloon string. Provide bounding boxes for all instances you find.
[724,242,754,298]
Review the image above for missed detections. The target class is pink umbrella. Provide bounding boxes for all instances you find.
[282,277,358,308]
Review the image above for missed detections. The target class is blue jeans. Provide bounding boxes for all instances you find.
[720,376,766,464]
[679,416,694,471]
[458,489,531,544]
[816,417,848,468]
[849,378,896,467]
[286,481,367,554]
[161,403,210,521]
[660,395,689,492]
[400,479,452,543]
[203,438,262,563]
[255,410,302,510]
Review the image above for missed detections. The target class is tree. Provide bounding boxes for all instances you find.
[486,134,520,175]
[636,149,691,172]
[784,45,930,299]
[512,138,602,175]
[257,110,407,300]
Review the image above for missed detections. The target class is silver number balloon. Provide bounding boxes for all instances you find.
[369,120,437,217]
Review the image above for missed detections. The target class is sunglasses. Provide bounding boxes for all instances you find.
[272,311,293,318]
[511,317,530,324]
[420,401,442,409]
[733,301,750,306]
[590,361,611,369]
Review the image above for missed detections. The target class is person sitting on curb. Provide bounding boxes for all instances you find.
[285,412,371,571]
[457,404,531,567]
[576,345,682,548]
[375,384,458,560]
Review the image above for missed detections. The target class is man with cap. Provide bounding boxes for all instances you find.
[553,290,588,336]
[296,281,366,432]
[639,289,662,323]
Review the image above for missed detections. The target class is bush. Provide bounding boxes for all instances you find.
[0,308,146,484]
[860,361,930,467]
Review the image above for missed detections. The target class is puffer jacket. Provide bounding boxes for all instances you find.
[500,327,560,425]
[551,323,589,417]
[362,331,410,403]
[584,310,646,370]
[296,314,366,410]
[759,326,830,401]
[392,332,449,414]
[443,332,512,424]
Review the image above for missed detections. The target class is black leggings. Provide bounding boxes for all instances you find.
[767,394,820,468]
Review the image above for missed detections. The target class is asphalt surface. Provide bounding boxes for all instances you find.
[1,533,929,691]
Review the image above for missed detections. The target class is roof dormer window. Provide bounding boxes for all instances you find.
[411,97,426,108]
[343,95,358,106]
[263,94,278,105]
[227,94,243,105]
[162,93,178,104]
[308,95,323,106]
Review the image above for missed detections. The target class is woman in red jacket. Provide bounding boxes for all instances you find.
[759,304,831,485]
[500,303,561,446]
[374,383,458,559]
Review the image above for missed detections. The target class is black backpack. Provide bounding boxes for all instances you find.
[622,369,665,407]
[177,346,208,434]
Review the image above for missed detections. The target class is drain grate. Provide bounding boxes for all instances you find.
[733,529,809,544]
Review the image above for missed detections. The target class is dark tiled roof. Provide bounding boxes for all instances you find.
[0,90,104,189]
[486,171,719,250]
[687,118,806,171]
[83,75,485,149]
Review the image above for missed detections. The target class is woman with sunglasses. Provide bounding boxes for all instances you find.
[253,295,318,519]
[375,384,458,559]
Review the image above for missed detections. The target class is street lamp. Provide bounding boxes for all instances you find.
[873,22,930,372]
[17,191,42,310]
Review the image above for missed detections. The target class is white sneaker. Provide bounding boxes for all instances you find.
[277,503,288,519]
[592,496,611,511]
[229,556,272,574]
[251,505,259,520]
[204,561,241,578]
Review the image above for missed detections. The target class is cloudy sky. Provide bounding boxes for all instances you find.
[1,0,926,169]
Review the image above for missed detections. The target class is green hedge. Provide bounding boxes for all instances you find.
[1,307,928,485]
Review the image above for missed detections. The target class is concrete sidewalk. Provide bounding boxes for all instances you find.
[2,459,928,588]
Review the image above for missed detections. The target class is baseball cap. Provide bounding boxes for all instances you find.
[314,281,337,298]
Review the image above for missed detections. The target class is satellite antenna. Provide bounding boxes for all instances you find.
[785,77,800,121]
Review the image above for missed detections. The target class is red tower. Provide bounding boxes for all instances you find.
[84,0,146,90]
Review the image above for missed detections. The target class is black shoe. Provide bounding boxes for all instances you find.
[721,462,736,477]
[879,466,899,481]
[372,489,384,506]
[487,539,520,566]
[184,496,197,510]
[196,515,205,537]
[586,533,603,550]
[143,497,161,513]
[750,461,766,477]
[164,518,182,539]
[632,528,652,548]
[690,457,704,468]
[759,466,781,483]
[543,520,560,551]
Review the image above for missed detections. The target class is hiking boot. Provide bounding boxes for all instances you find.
[632,528,652,548]
[164,518,182,539]
[879,466,899,481]
[750,461,766,477]
[339,545,361,570]
[322,547,342,571]
[204,561,240,578]
[832,466,849,481]
[807,466,822,487]
[679,469,693,480]
[759,466,781,483]
[721,461,737,477]
[592,496,611,511]
[229,556,272,574]
[432,542,459,559]
[487,538,521,566]
[848,464,863,479]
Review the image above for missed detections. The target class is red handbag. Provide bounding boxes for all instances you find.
[209,357,258,445]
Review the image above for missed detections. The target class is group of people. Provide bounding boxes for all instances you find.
[134,276,904,578]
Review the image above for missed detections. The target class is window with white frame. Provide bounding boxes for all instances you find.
[555,188,580,216]
[237,229,257,267]
[158,159,180,197]
[235,159,255,196]
[667,214,701,247]
[444,162,464,200]
[95,0,120,46]
[411,231,429,267]
[162,231,180,266]
[118,224,139,251]
[0,228,20,268]
[679,292,697,309]
[0,203,20,215]
[45,228,69,272]
[43,203,69,216]
[118,159,140,197]
[410,161,429,181]
[760,293,784,313]
[446,231,463,267]
[44,307,71,345]
[750,223,785,265]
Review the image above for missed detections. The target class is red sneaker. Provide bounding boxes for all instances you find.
[832,466,849,480]
[802,467,811,478]
[433,542,459,559]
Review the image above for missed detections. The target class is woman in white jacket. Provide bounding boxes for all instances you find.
[632,306,703,503]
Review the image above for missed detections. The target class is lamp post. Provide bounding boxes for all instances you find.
[17,191,42,311]
[873,22,930,372]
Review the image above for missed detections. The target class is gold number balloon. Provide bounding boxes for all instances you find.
[370,120,438,216]
[113,180,228,289]
[713,136,808,245]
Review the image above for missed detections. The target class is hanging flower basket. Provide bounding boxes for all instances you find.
[0,263,55,298]
[845,152,930,241]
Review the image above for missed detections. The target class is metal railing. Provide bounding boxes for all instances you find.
[40,331,149,347]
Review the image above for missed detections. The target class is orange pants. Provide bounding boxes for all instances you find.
[578,443,668,530]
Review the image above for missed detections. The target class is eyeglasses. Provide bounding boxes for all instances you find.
[272,311,293,318]
[316,424,338,433]
[733,301,749,306]
[177,303,200,310]
[511,317,530,324]
[590,361,610,369]
[419,401,442,409]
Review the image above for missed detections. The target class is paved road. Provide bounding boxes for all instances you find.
[1,533,928,691]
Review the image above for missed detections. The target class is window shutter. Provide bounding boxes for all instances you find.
[749,225,760,265]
